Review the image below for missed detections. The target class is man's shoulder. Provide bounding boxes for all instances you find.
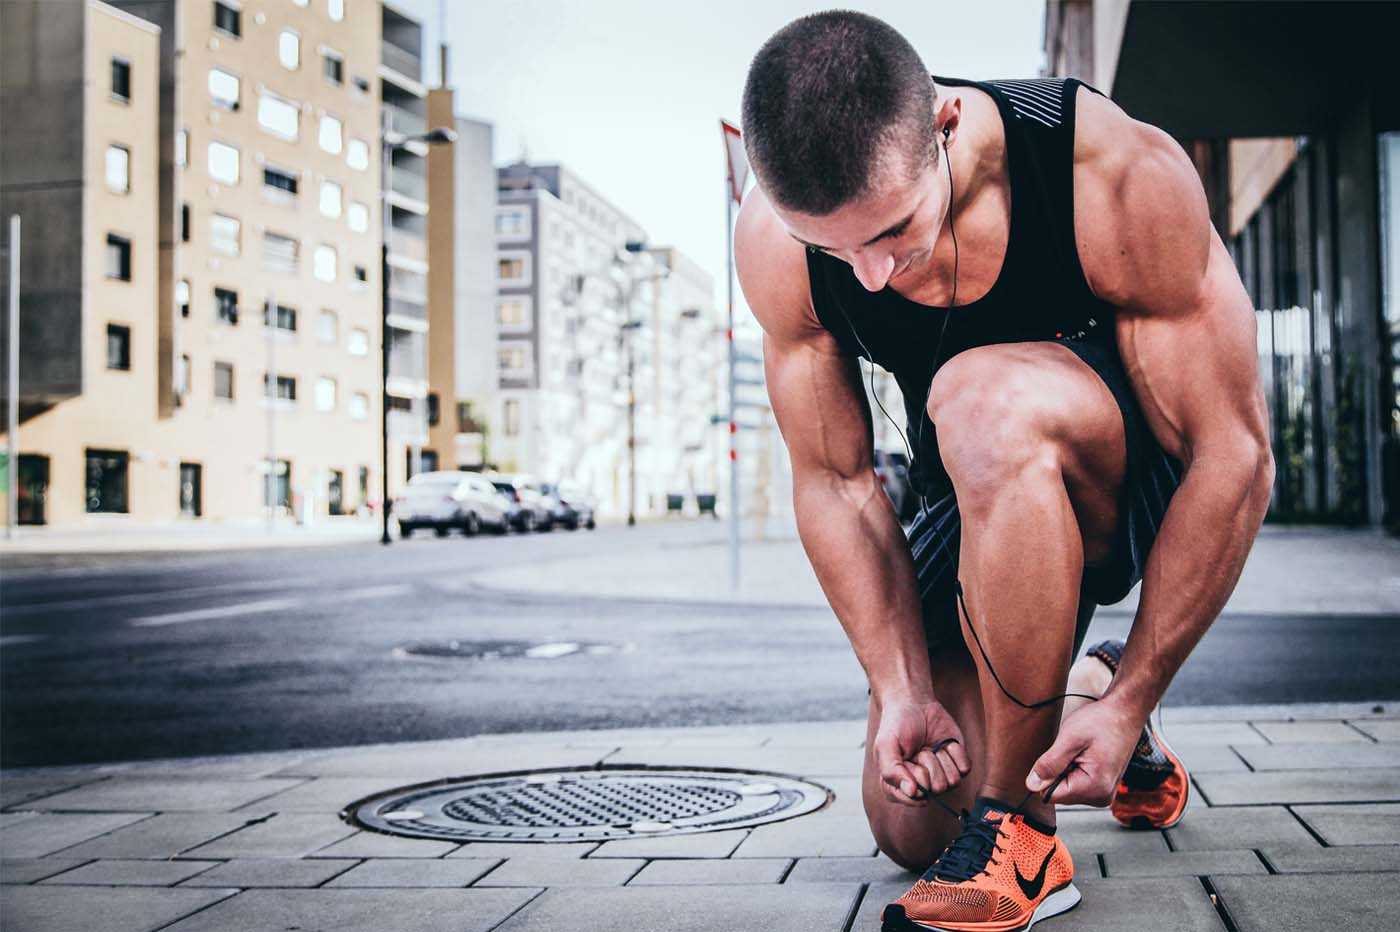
[734,187,823,344]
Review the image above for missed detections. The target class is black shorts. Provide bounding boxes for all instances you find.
[905,336,1184,656]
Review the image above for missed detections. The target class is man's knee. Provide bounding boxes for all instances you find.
[867,810,955,873]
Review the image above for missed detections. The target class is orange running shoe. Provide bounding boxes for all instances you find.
[1084,640,1191,829]
[881,799,1080,932]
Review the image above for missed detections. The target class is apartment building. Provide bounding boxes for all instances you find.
[1,0,434,527]
[1044,0,1399,529]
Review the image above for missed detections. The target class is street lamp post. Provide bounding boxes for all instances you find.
[380,116,456,546]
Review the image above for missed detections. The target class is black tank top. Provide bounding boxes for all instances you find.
[806,75,1117,497]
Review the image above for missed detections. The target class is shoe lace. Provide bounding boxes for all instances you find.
[922,810,1006,883]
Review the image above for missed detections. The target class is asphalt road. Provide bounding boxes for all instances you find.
[3,521,1398,768]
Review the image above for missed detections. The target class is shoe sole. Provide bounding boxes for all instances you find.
[1114,718,1190,830]
[882,882,1082,932]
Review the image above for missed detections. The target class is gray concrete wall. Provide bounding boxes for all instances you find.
[451,117,497,408]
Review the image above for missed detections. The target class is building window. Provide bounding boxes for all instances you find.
[322,50,344,85]
[209,213,240,256]
[347,200,368,233]
[427,392,440,427]
[318,113,343,154]
[105,234,131,281]
[264,301,297,332]
[346,138,368,171]
[328,0,344,22]
[106,324,131,370]
[207,140,239,185]
[264,373,297,402]
[313,244,337,282]
[327,469,345,515]
[111,58,131,102]
[85,449,129,514]
[208,68,240,109]
[499,343,532,376]
[352,74,370,97]
[278,30,300,69]
[176,279,190,318]
[181,203,190,242]
[213,1,241,37]
[314,377,337,412]
[261,231,299,274]
[352,264,368,284]
[497,296,531,330]
[318,309,338,344]
[503,398,521,437]
[176,353,191,399]
[214,286,239,324]
[497,254,529,284]
[263,459,291,510]
[105,145,130,194]
[495,206,530,239]
[347,327,369,355]
[263,164,299,199]
[177,128,188,167]
[214,361,235,399]
[257,92,299,142]
[319,180,342,218]
[349,392,369,420]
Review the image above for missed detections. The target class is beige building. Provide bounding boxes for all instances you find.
[1,0,433,527]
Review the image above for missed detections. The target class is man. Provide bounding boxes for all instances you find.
[735,11,1273,932]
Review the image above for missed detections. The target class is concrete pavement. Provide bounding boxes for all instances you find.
[3,703,1398,931]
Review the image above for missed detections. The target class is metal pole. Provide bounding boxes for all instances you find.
[626,284,636,527]
[266,292,276,532]
[380,125,394,545]
[6,215,19,539]
[726,187,739,589]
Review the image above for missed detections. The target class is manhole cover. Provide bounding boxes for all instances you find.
[391,639,631,660]
[345,767,831,842]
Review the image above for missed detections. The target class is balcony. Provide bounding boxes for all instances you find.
[387,227,426,264]
[386,295,427,327]
[381,41,422,83]
[389,266,427,302]
[389,166,426,203]
[384,101,425,138]
[387,336,427,383]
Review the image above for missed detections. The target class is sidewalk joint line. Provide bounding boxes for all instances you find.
[485,886,547,932]
[1228,745,1256,772]
[39,810,161,858]
[1285,805,1331,848]
[840,881,870,932]
[1189,774,1212,807]
[1161,828,1176,853]
[776,856,797,883]
[1252,848,1278,874]
[1343,720,1380,742]
[146,887,241,932]
[1096,852,1108,877]
[314,857,368,887]
[1198,875,1241,932]
[1246,721,1273,744]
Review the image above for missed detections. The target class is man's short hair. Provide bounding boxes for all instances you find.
[741,11,937,216]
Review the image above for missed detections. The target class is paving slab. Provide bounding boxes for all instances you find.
[450,841,598,859]
[732,814,878,858]
[1250,721,1372,744]
[233,776,422,813]
[602,746,862,778]
[1101,848,1267,877]
[628,857,791,885]
[1152,722,1267,745]
[0,772,108,809]
[492,881,862,932]
[1291,802,1400,845]
[1351,719,1400,742]
[96,750,313,780]
[474,856,645,886]
[0,811,154,858]
[1212,873,1399,932]
[177,858,360,888]
[1194,768,1400,805]
[852,880,914,931]
[1235,741,1400,770]
[1054,810,1172,856]
[158,888,541,932]
[37,858,222,886]
[54,812,260,859]
[326,857,501,887]
[182,812,357,858]
[1172,743,1254,773]
[1055,877,1226,932]
[309,830,460,859]
[0,858,92,884]
[273,745,606,778]
[1164,805,1321,851]
[1259,844,1400,873]
[28,777,304,812]
[0,884,237,932]
[589,829,749,859]
[784,854,914,884]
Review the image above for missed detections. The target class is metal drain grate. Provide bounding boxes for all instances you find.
[345,767,831,842]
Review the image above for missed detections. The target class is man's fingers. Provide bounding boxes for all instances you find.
[913,748,948,795]
[944,739,972,775]
[1026,734,1085,793]
[933,746,964,787]
[883,761,928,806]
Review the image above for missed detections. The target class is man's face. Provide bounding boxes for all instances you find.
[770,152,947,293]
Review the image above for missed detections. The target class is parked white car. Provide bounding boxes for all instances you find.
[393,471,510,538]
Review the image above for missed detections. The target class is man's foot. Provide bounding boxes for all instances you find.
[1084,640,1191,829]
[881,798,1080,932]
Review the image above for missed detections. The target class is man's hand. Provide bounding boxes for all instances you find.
[873,697,971,807]
[1026,698,1141,807]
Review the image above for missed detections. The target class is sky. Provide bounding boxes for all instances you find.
[391,0,1048,322]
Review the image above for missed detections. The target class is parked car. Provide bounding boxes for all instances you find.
[873,450,916,524]
[489,474,554,532]
[541,481,596,530]
[394,471,510,538]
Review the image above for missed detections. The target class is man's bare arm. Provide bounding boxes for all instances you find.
[735,192,934,704]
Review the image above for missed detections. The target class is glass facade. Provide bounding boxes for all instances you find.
[1379,133,1400,525]
[1228,137,1369,522]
